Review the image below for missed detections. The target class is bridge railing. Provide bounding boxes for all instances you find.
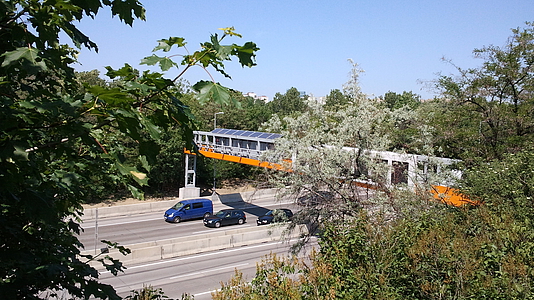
[189,129,474,206]
[194,130,276,160]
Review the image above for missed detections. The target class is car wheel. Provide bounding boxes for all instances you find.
[214,222,221,228]
[173,216,181,223]
[203,212,211,218]
[238,218,245,225]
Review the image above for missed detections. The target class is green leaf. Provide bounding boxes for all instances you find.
[139,141,160,166]
[210,34,232,60]
[62,22,98,50]
[127,184,145,200]
[86,86,135,105]
[139,117,162,140]
[13,144,29,161]
[234,42,259,67]
[113,155,148,186]
[152,37,186,52]
[139,155,151,172]
[192,81,233,105]
[115,113,142,141]
[110,0,146,26]
[1,47,47,70]
[105,64,137,80]
[124,81,156,93]
[158,57,176,71]
[140,54,176,71]
[140,54,162,66]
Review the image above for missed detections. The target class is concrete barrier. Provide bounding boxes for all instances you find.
[82,199,180,220]
[83,224,307,269]
[82,188,281,221]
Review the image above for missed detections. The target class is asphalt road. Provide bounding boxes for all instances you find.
[78,196,298,253]
[77,193,313,299]
[97,237,318,300]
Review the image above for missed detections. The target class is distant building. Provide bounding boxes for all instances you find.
[307,94,326,104]
[243,92,269,102]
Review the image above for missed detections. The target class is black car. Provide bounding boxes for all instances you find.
[204,209,246,228]
[297,191,333,206]
[256,209,293,226]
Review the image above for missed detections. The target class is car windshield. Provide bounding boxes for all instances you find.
[265,210,273,216]
[171,202,184,210]
[214,211,228,217]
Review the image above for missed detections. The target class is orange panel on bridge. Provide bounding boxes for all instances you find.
[184,149,285,170]
[430,185,478,206]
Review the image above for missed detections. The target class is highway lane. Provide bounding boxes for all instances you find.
[96,237,319,300]
[78,196,299,252]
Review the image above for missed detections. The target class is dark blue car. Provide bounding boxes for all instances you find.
[164,199,213,223]
[256,209,293,225]
[204,209,246,228]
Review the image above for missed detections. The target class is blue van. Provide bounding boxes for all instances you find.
[164,198,213,223]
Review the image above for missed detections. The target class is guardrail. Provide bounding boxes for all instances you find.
[83,224,307,269]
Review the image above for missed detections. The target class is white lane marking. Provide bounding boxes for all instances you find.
[82,216,163,229]
[192,224,253,234]
[169,263,249,280]
[100,241,283,274]
[195,289,219,296]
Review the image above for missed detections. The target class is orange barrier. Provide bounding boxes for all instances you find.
[429,185,479,206]
[353,181,477,207]
[184,148,291,171]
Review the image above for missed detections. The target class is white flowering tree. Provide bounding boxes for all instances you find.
[261,61,448,246]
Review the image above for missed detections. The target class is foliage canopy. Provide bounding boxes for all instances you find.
[0,1,258,298]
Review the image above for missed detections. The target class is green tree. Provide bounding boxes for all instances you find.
[382,91,421,110]
[215,146,534,299]
[260,62,441,247]
[323,88,349,110]
[214,25,534,300]
[228,93,271,131]
[268,87,308,117]
[435,22,534,160]
[378,91,435,154]
[0,1,258,298]
[419,97,482,159]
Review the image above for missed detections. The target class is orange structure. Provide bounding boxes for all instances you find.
[184,148,289,171]
[430,185,478,206]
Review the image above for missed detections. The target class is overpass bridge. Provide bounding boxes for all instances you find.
[180,128,472,206]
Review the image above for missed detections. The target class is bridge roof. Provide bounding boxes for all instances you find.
[211,128,282,141]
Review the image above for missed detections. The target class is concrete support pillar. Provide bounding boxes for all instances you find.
[180,154,200,199]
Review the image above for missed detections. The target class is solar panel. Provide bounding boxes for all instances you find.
[212,128,224,134]
[209,128,281,141]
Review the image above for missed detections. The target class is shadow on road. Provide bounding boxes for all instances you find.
[215,192,271,218]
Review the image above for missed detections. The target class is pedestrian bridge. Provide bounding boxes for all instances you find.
[182,128,473,206]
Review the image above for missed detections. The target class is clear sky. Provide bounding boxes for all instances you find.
[73,0,534,100]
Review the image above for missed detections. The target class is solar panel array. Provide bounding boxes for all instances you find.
[212,128,282,140]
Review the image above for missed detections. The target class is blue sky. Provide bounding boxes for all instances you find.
[74,0,534,100]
